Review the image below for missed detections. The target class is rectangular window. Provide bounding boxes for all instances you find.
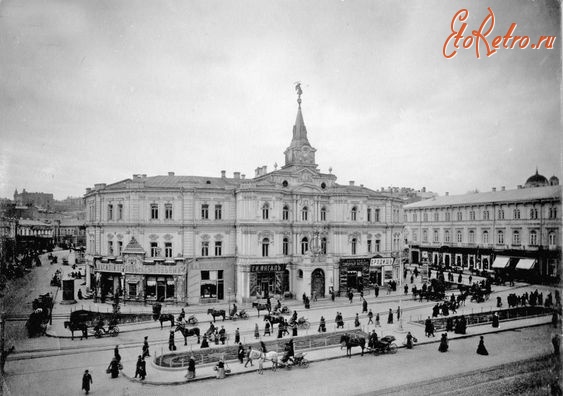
[434,212,439,222]
[367,208,372,222]
[108,241,114,255]
[165,242,172,258]
[367,240,372,253]
[498,210,504,220]
[201,241,209,256]
[215,205,222,220]
[165,203,173,220]
[108,204,113,220]
[117,241,123,256]
[150,204,158,220]
[512,232,520,245]
[497,231,504,244]
[457,212,462,221]
[482,232,489,244]
[283,206,290,221]
[375,209,380,222]
[423,213,428,222]
[201,204,209,219]
[283,239,289,255]
[483,210,489,220]
[469,211,475,220]
[128,283,137,299]
[469,231,475,243]
[457,231,463,243]
[433,230,439,242]
[215,241,222,256]
[150,242,158,257]
[445,212,451,222]
[118,204,123,220]
[445,231,450,243]
[375,239,380,252]
[413,231,418,242]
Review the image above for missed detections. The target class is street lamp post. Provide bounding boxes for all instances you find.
[121,269,126,306]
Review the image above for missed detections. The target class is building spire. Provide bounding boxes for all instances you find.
[295,82,302,108]
[283,83,317,168]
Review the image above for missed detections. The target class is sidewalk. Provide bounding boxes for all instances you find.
[120,314,554,385]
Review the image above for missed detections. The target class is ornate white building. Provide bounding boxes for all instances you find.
[403,171,561,283]
[84,92,404,304]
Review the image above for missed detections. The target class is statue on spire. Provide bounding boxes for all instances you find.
[295,82,303,107]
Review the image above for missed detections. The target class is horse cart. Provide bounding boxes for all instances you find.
[368,335,398,355]
[26,293,54,337]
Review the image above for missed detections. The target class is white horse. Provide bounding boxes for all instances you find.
[249,349,279,370]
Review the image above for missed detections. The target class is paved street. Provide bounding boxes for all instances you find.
[1,251,560,395]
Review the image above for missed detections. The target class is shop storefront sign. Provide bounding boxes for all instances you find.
[250,264,286,273]
[96,262,185,275]
[370,258,394,267]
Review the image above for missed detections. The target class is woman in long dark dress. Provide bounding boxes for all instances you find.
[387,308,393,324]
[492,312,499,328]
[438,333,448,352]
[107,357,120,378]
[476,336,488,355]
[201,334,209,348]
[82,370,92,394]
[405,332,414,349]
[186,356,196,380]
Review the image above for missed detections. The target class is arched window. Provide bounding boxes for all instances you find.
[549,232,556,245]
[351,238,357,254]
[282,238,289,256]
[456,230,463,243]
[298,269,303,278]
[320,206,327,221]
[262,238,269,257]
[301,237,309,255]
[512,230,520,245]
[482,230,489,244]
[282,205,289,221]
[351,206,358,221]
[444,230,450,243]
[301,206,308,221]
[262,203,269,220]
[497,230,504,244]
[321,237,327,254]
[529,230,537,245]
[422,230,428,242]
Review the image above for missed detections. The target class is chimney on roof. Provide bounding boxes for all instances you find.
[234,172,240,179]
[168,172,175,177]
[142,174,147,178]
[86,188,92,193]
[445,192,449,196]
[255,167,260,177]
[492,187,497,192]
[221,170,226,178]
[94,183,106,189]
[241,174,246,179]
[262,165,268,174]
[422,187,427,193]
[360,184,364,187]
[349,181,355,186]
[501,186,506,191]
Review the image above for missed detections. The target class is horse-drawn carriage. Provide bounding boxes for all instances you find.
[26,293,54,337]
[63,310,120,339]
[291,316,310,329]
[368,335,398,355]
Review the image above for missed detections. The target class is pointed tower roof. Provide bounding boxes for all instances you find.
[283,83,317,169]
[289,106,311,148]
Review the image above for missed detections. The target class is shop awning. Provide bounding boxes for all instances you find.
[492,256,511,269]
[516,258,536,270]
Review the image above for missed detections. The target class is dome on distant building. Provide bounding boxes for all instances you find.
[524,169,549,188]
[550,175,559,186]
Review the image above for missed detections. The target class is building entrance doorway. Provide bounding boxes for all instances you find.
[311,268,325,298]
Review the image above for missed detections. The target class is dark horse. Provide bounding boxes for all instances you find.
[175,324,201,345]
[64,321,88,340]
[152,303,175,329]
[263,314,284,325]
[207,308,226,322]
[252,302,271,317]
[340,333,366,357]
[153,313,175,329]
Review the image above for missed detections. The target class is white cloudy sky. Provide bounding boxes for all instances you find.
[0,0,560,199]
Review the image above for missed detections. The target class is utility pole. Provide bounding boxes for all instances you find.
[0,311,6,375]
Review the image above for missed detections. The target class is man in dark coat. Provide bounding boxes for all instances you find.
[169,330,177,351]
[374,284,379,298]
[362,298,368,313]
[142,336,150,359]
[219,326,226,344]
[425,317,433,337]
[237,343,245,364]
[108,357,119,378]
[82,370,92,394]
[134,355,144,378]
[387,308,393,324]
[235,328,240,344]
[492,312,499,328]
